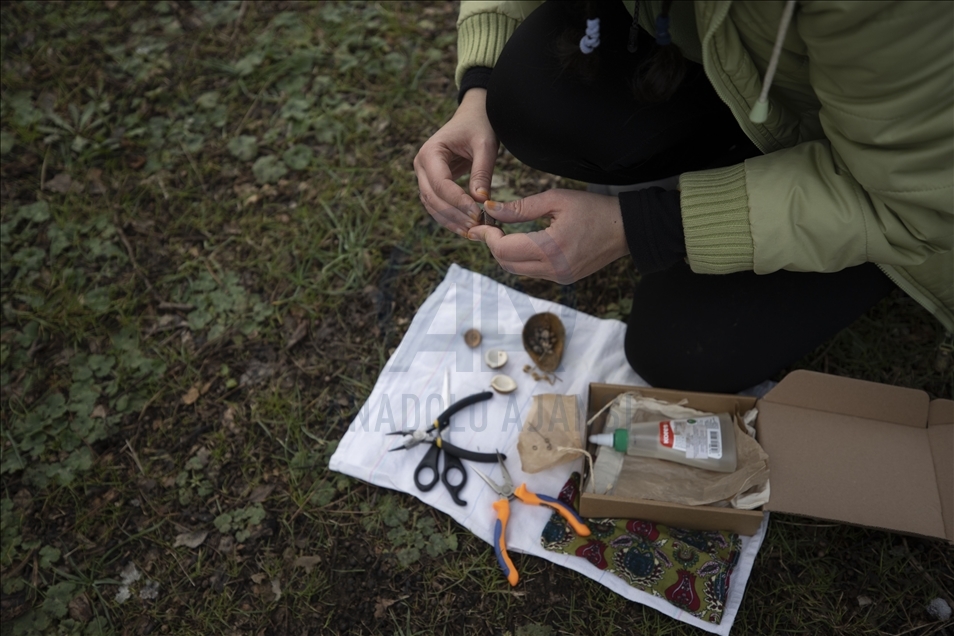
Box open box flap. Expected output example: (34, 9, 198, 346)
(928, 399, 954, 541)
(756, 369, 929, 427)
(757, 371, 951, 542)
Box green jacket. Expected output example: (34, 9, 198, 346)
(456, 1, 954, 332)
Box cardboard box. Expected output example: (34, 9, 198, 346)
(581, 370, 953, 543)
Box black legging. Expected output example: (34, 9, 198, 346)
(483, 0, 896, 393)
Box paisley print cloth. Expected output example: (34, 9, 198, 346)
(540, 473, 741, 625)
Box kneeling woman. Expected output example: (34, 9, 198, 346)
(414, 0, 953, 393)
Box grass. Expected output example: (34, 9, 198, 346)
(1, 1, 952, 635)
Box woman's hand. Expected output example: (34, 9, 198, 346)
(467, 189, 631, 284)
(413, 89, 499, 237)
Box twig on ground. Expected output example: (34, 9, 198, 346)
(124, 439, 146, 475)
(230, 0, 249, 41)
(39, 147, 49, 191)
(167, 548, 196, 587)
(179, 141, 206, 191)
(113, 214, 160, 300)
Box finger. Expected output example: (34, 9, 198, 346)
(466, 224, 504, 243)
(483, 230, 548, 263)
(434, 176, 482, 221)
(414, 162, 477, 237)
(416, 148, 480, 215)
(484, 230, 574, 283)
(417, 180, 473, 237)
(468, 136, 498, 202)
(483, 193, 555, 224)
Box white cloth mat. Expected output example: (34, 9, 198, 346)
(330, 264, 768, 635)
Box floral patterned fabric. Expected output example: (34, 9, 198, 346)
(540, 473, 741, 625)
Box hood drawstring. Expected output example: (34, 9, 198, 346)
(628, 1, 641, 52)
(628, 1, 680, 54)
(579, 17, 601, 54)
(749, 0, 797, 123)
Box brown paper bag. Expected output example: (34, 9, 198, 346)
(518, 394, 584, 473)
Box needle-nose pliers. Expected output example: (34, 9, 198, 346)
(388, 391, 503, 506)
(474, 452, 591, 586)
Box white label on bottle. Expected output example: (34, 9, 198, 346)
(706, 423, 723, 459)
(668, 416, 722, 460)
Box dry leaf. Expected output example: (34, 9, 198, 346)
(173, 530, 209, 549)
(90, 405, 107, 418)
(68, 593, 93, 623)
(181, 386, 200, 405)
(248, 484, 276, 503)
(374, 595, 408, 619)
(45, 172, 75, 194)
(292, 555, 321, 573)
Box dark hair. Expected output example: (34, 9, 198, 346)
(556, 0, 686, 103)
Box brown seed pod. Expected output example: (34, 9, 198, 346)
(522, 312, 565, 372)
(463, 328, 482, 348)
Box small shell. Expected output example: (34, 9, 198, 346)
(484, 349, 508, 369)
(490, 374, 517, 394)
(463, 328, 482, 348)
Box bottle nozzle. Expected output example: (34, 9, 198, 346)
(589, 429, 629, 453)
(588, 433, 615, 447)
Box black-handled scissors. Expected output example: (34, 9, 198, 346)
(388, 391, 504, 506)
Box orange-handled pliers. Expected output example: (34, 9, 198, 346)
(473, 452, 591, 586)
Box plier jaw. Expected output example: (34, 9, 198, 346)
(474, 451, 514, 498)
(386, 424, 438, 451)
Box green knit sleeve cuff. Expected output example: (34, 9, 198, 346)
(455, 12, 520, 87)
(679, 164, 755, 274)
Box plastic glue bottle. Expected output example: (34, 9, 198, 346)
(589, 413, 738, 473)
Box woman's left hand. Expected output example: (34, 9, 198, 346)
(467, 189, 631, 284)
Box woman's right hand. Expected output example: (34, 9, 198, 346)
(413, 88, 499, 237)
